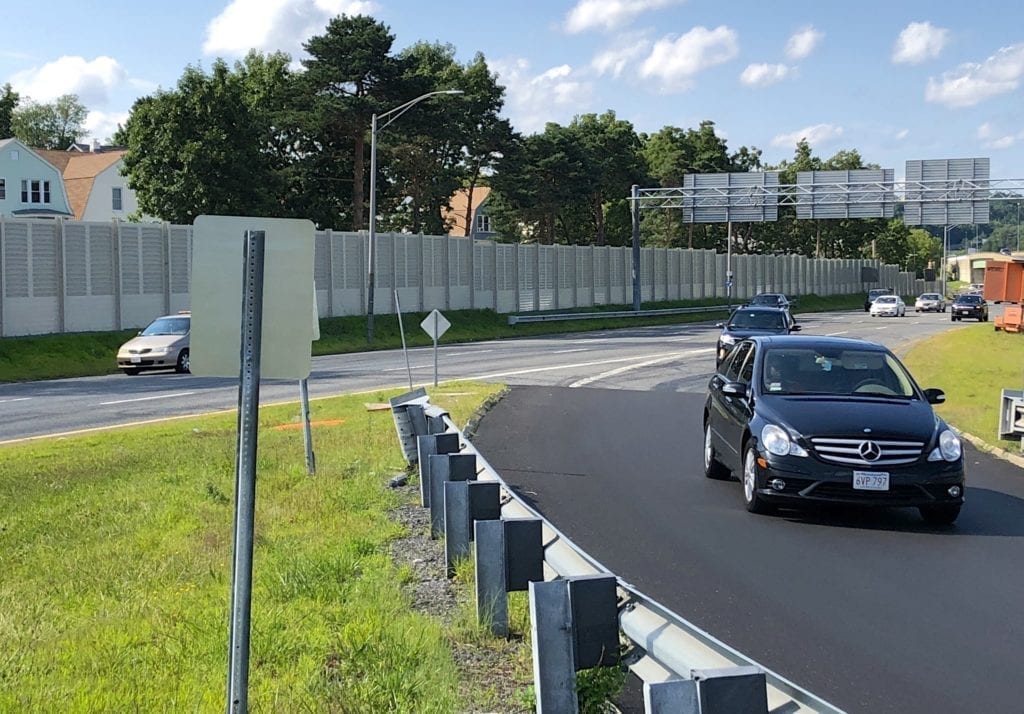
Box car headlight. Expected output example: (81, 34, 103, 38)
(761, 424, 808, 457)
(151, 347, 170, 355)
(720, 334, 736, 346)
(928, 429, 962, 462)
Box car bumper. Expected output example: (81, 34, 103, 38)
(117, 354, 177, 370)
(915, 303, 942, 311)
(954, 309, 983, 318)
(871, 309, 899, 316)
(753, 453, 965, 508)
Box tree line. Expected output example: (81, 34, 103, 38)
(3, 14, 1019, 274)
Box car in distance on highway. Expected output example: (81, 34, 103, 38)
(748, 292, 795, 310)
(914, 292, 946, 313)
(869, 295, 906, 317)
(950, 294, 988, 322)
(116, 312, 191, 375)
(703, 335, 964, 525)
(715, 306, 800, 366)
(863, 287, 895, 311)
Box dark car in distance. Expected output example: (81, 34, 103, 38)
(715, 306, 800, 366)
(950, 294, 988, 322)
(703, 335, 965, 524)
(748, 292, 795, 310)
(864, 287, 895, 312)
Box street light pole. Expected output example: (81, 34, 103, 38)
(366, 89, 463, 343)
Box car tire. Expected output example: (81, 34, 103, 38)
(919, 504, 961, 526)
(122, 368, 140, 376)
(175, 349, 190, 374)
(742, 446, 775, 514)
(704, 423, 730, 480)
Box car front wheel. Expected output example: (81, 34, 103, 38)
(742, 446, 775, 514)
(704, 423, 729, 480)
(175, 349, 190, 374)
(919, 504, 961, 525)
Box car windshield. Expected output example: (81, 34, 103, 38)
(761, 346, 917, 398)
(875, 296, 896, 304)
(750, 294, 782, 305)
(919, 294, 940, 300)
(956, 295, 982, 304)
(728, 310, 786, 330)
(140, 317, 190, 336)
(870, 290, 891, 298)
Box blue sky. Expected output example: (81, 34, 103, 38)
(3, 0, 1022, 179)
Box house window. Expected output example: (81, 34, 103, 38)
(475, 213, 491, 233)
(112, 187, 123, 211)
(9, 149, 18, 160)
(20, 179, 51, 204)
(0, 178, 5, 200)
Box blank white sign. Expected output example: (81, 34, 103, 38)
(191, 215, 316, 379)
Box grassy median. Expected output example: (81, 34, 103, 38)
(903, 324, 1024, 451)
(0, 381, 538, 712)
(0, 295, 863, 383)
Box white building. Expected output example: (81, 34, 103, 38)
(0, 138, 74, 218)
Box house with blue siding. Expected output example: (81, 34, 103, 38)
(0, 138, 73, 218)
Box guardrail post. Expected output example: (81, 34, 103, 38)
(474, 519, 508, 636)
(406, 404, 429, 437)
(427, 413, 447, 434)
(691, 666, 768, 713)
(429, 453, 476, 538)
(567, 575, 619, 669)
(388, 388, 429, 463)
(446, 481, 500, 578)
(643, 680, 699, 713)
(504, 518, 544, 591)
(530, 579, 579, 713)
(417, 433, 460, 508)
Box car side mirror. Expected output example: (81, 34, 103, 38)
(790, 324, 802, 332)
(923, 388, 946, 405)
(722, 381, 748, 398)
(715, 322, 725, 328)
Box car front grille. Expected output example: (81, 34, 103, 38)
(806, 482, 925, 501)
(809, 437, 925, 466)
(128, 348, 152, 354)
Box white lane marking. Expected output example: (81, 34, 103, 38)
(826, 331, 848, 336)
(383, 364, 431, 372)
(875, 326, 889, 330)
(0, 397, 31, 404)
(568, 348, 714, 388)
(446, 349, 494, 356)
(551, 348, 589, 354)
(467, 350, 700, 382)
(99, 391, 196, 406)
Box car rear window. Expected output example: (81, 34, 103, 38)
(728, 311, 785, 329)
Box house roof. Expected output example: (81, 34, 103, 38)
(32, 148, 126, 219)
(443, 186, 491, 236)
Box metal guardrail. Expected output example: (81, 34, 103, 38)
(454, 421, 845, 713)
(507, 304, 735, 325)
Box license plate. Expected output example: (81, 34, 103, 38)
(853, 471, 889, 491)
(130, 355, 141, 364)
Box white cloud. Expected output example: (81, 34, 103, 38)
(771, 123, 844, 148)
(892, 21, 949, 64)
(564, 0, 682, 34)
(739, 63, 790, 87)
(491, 59, 593, 134)
(590, 36, 650, 78)
(925, 44, 1024, 107)
(10, 56, 128, 106)
(894, 128, 910, 140)
(785, 26, 823, 61)
(84, 110, 131, 142)
(203, 0, 376, 57)
(977, 122, 1023, 149)
(639, 25, 739, 91)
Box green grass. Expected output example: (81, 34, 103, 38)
(0, 381, 530, 713)
(0, 294, 863, 383)
(903, 324, 1024, 450)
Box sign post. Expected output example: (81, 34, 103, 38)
(420, 309, 451, 387)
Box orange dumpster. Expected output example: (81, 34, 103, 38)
(1003, 305, 1023, 333)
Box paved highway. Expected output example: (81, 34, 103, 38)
(0, 308, 976, 443)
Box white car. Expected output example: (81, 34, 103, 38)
(914, 293, 946, 313)
(116, 312, 191, 375)
(869, 295, 906, 317)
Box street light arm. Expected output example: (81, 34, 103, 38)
(376, 90, 463, 132)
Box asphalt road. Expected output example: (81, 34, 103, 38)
(471, 382, 1024, 708)
(0, 307, 986, 443)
